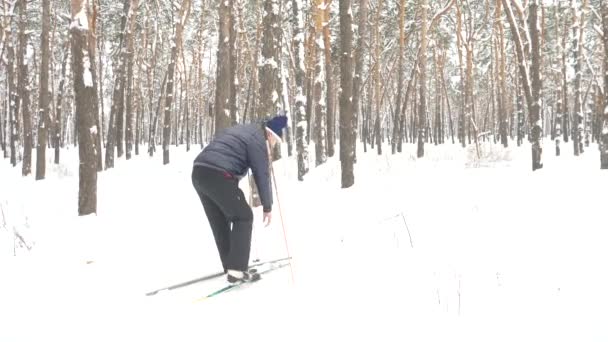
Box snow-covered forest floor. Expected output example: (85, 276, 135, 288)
(1, 140, 607, 342)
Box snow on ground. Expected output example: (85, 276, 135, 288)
(1, 139, 607, 342)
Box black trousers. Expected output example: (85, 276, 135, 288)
(192, 166, 254, 272)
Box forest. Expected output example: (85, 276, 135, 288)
(1, 0, 608, 215)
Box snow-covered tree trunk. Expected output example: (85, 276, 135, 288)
(163, 0, 191, 165)
(516, 77, 525, 146)
(54, 42, 69, 165)
(554, 1, 562, 156)
(98, 17, 105, 150)
(600, 0, 608, 169)
(146, 9, 160, 155)
(496, 0, 509, 147)
(35, 0, 51, 180)
(434, 50, 443, 145)
(561, 3, 570, 144)
(572, 0, 587, 156)
(528, 0, 543, 170)
(257, 0, 282, 129)
(352, 0, 368, 158)
(313, 0, 327, 166)
(7, 26, 17, 167)
(105, 0, 130, 169)
(88, 1, 103, 172)
(339, 0, 354, 188)
(392, 0, 406, 154)
(215, 0, 233, 133)
(70, 0, 98, 215)
(416, 0, 427, 158)
(502, 0, 543, 170)
(0, 93, 5, 157)
(292, 0, 309, 181)
(125, 0, 139, 160)
(372, 0, 383, 155)
(455, 4, 466, 147)
(322, 0, 335, 158)
(18, 0, 31, 176)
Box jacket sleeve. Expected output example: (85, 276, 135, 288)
(247, 134, 273, 212)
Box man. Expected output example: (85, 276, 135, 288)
(192, 115, 288, 283)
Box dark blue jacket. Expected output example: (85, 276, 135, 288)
(193, 123, 272, 212)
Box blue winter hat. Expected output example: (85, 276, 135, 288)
(265, 115, 288, 143)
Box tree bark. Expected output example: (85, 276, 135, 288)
(313, 0, 327, 165)
(600, 0, 608, 168)
(125, 0, 139, 160)
(36, 0, 52, 180)
(501, 0, 543, 170)
(18, 0, 32, 176)
(352, 0, 368, 160)
(163, 0, 191, 165)
(572, 0, 588, 156)
(392, 0, 406, 154)
(215, 0, 233, 134)
(71, 0, 98, 215)
(7, 28, 17, 167)
(339, 0, 354, 188)
(417, 0, 427, 158)
(292, 0, 309, 181)
(105, 0, 130, 169)
(323, 0, 335, 158)
(54, 42, 69, 164)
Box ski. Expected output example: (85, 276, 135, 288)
(145, 256, 291, 296)
(194, 261, 290, 303)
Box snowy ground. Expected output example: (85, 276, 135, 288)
(1, 139, 607, 342)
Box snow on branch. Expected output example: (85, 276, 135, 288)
(429, 0, 456, 33)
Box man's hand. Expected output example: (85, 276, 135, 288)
(263, 211, 272, 227)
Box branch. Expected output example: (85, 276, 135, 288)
(584, 52, 603, 96)
(512, 0, 525, 17)
(429, 0, 456, 32)
(501, 0, 532, 108)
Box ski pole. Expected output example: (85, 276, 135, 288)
(271, 165, 295, 284)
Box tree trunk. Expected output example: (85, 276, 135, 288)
(54, 42, 69, 164)
(105, 0, 130, 169)
(36, 0, 51, 180)
(71, 0, 98, 215)
(313, 0, 327, 166)
(339, 0, 354, 188)
(352, 0, 368, 160)
(600, 0, 608, 169)
(323, 1, 335, 158)
(562, 3, 570, 144)
(417, 0, 427, 158)
(392, 0, 406, 154)
(215, 0, 233, 134)
(572, 0, 588, 156)
(502, 0, 543, 170)
(125, 0, 139, 160)
(117, 0, 131, 159)
(0, 93, 5, 158)
(163, 0, 191, 165)
(292, 0, 309, 181)
(18, 0, 32, 176)
(7, 28, 17, 167)
(373, 0, 383, 155)
(496, 0, 509, 147)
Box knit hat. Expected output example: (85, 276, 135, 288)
(265, 115, 288, 143)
